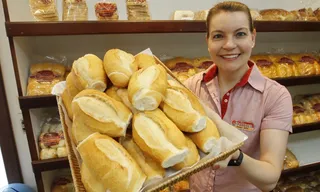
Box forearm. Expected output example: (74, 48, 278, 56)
(235, 151, 281, 192)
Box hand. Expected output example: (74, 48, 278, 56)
(212, 150, 241, 170)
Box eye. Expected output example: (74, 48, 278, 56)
(236, 32, 247, 37)
(212, 34, 223, 39)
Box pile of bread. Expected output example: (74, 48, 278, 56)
(60, 49, 221, 192)
(292, 94, 320, 126)
(283, 148, 299, 170)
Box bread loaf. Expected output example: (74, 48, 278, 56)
(134, 53, 157, 69)
(72, 89, 132, 137)
(103, 49, 138, 87)
(128, 65, 168, 111)
(120, 136, 165, 182)
(160, 81, 206, 132)
(81, 163, 104, 192)
(187, 117, 220, 153)
(132, 109, 189, 168)
(77, 132, 146, 192)
(106, 86, 137, 113)
(71, 54, 107, 91)
(71, 116, 95, 145)
(173, 137, 200, 170)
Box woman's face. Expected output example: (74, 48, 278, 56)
(206, 11, 256, 73)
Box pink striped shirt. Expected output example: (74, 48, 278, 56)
(184, 61, 293, 192)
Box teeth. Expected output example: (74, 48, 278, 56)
(222, 55, 239, 59)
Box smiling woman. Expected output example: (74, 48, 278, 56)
(184, 1, 293, 192)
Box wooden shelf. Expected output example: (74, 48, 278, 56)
(5, 21, 320, 37)
(292, 122, 320, 134)
(32, 157, 69, 172)
(19, 95, 57, 109)
(274, 75, 320, 87)
(281, 161, 320, 177)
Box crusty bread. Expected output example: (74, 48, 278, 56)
(77, 132, 146, 192)
(103, 49, 138, 87)
(72, 89, 132, 137)
(72, 54, 107, 91)
(120, 136, 166, 182)
(105, 86, 122, 102)
(173, 137, 200, 170)
(132, 109, 189, 168)
(71, 116, 95, 145)
(128, 65, 168, 111)
(80, 163, 105, 192)
(134, 53, 157, 69)
(259, 9, 297, 21)
(187, 117, 220, 153)
(160, 81, 206, 132)
(106, 86, 137, 113)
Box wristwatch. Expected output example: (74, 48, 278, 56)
(228, 149, 243, 166)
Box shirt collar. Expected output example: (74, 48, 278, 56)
(202, 60, 265, 92)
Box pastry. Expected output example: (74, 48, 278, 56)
(160, 80, 207, 132)
(51, 176, 74, 192)
(194, 10, 209, 20)
(63, 0, 88, 21)
(77, 132, 146, 192)
(40, 148, 57, 160)
(103, 49, 138, 88)
(250, 9, 262, 20)
(283, 148, 299, 170)
(251, 55, 278, 78)
(193, 57, 214, 72)
(95, 2, 119, 20)
(314, 8, 320, 21)
(72, 89, 132, 137)
(290, 54, 318, 76)
(128, 65, 168, 111)
(132, 109, 189, 168)
(269, 55, 297, 77)
(259, 9, 297, 21)
(291, 8, 318, 21)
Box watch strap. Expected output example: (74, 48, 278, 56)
(228, 149, 243, 166)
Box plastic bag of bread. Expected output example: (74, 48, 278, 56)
(283, 148, 299, 170)
(171, 10, 194, 20)
(95, 1, 119, 21)
(250, 9, 262, 20)
(292, 103, 318, 125)
(290, 53, 319, 76)
(126, 0, 151, 21)
(165, 57, 197, 82)
(259, 9, 297, 21)
(291, 8, 318, 21)
(27, 56, 67, 96)
(29, 0, 58, 21)
(315, 8, 320, 20)
(63, 0, 88, 21)
(194, 10, 209, 20)
(193, 57, 214, 72)
(269, 54, 297, 78)
(251, 55, 278, 78)
(51, 176, 74, 192)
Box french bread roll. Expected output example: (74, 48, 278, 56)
(120, 136, 165, 182)
(77, 132, 146, 192)
(106, 86, 137, 113)
(71, 116, 95, 145)
(134, 53, 157, 69)
(80, 163, 104, 192)
(160, 81, 206, 132)
(105, 86, 122, 102)
(132, 109, 189, 168)
(72, 89, 132, 137)
(187, 117, 220, 153)
(128, 65, 168, 111)
(103, 49, 138, 87)
(173, 137, 200, 170)
(71, 54, 107, 91)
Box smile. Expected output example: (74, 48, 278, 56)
(220, 54, 241, 60)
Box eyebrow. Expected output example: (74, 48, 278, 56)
(210, 27, 248, 34)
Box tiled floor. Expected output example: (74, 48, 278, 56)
(0, 147, 8, 189)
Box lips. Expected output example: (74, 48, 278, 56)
(220, 54, 241, 60)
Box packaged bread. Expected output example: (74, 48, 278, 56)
(194, 10, 209, 20)
(51, 176, 74, 192)
(29, 0, 59, 21)
(63, 0, 88, 21)
(40, 148, 58, 160)
(292, 104, 318, 125)
(269, 55, 297, 77)
(251, 55, 278, 78)
(283, 148, 299, 170)
(105, 86, 136, 113)
(259, 9, 297, 21)
(193, 57, 214, 72)
(71, 54, 107, 91)
(77, 132, 146, 192)
(290, 54, 319, 76)
(165, 57, 197, 82)
(103, 49, 138, 88)
(27, 63, 66, 96)
(132, 109, 189, 168)
(134, 53, 157, 69)
(126, 0, 151, 21)
(72, 89, 132, 138)
(120, 135, 166, 182)
(160, 80, 207, 133)
(95, 2, 119, 20)
(291, 8, 318, 21)
(187, 117, 220, 153)
(173, 137, 200, 170)
(314, 8, 320, 21)
(171, 10, 194, 20)
(128, 65, 168, 111)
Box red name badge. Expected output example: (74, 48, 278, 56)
(232, 120, 254, 131)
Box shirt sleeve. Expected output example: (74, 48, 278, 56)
(261, 86, 293, 133)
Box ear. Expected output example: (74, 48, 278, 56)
(251, 29, 257, 48)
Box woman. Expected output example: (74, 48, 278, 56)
(184, 1, 293, 192)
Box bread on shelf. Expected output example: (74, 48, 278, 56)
(283, 148, 299, 170)
(269, 55, 297, 78)
(126, 0, 151, 21)
(251, 55, 278, 78)
(259, 9, 297, 21)
(290, 54, 318, 76)
(171, 10, 194, 20)
(95, 2, 119, 21)
(63, 0, 88, 21)
(29, 0, 59, 21)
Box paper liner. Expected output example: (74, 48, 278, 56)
(52, 48, 247, 192)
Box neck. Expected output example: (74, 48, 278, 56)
(217, 64, 249, 95)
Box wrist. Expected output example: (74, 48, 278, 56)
(228, 149, 243, 167)
(232, 150, 241, 160)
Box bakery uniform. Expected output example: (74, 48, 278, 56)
(184, 60, 293, 192)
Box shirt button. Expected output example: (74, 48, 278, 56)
(226, 92, 230, 96)
(224, 99, 228, 103)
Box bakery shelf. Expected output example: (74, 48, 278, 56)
(5, 21, 320, 37)
(274, 75, 320, 86)
(32, 157, 69, 172)
(292, 122, 320, 134)
(19, 95, 57, 109)
(281, 161, 320, 177)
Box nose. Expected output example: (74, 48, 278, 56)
(222, 36, 236, 50)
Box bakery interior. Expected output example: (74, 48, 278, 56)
(0, 0, 320, 191)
